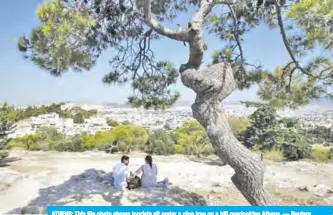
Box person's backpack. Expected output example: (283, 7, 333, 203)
(126, 176, 141, 190)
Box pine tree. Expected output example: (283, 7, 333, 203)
(0, 103, 16, 162)
(17, 0, 333, 205)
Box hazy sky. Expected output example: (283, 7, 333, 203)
(0, 0, 292, 106)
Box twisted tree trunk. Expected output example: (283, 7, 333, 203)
(177, 0, 277, 204)
(140, 0, 277, 205)
(181, 63, 276, 205)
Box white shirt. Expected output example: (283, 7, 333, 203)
(140, 164, 157, 188)
(113, 162, 130, 190)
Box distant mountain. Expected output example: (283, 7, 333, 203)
(12, 97, 332, 109)
(310, 98, 333, 106)
(104, 102, 132, 107)
(174, 101, 192, 107)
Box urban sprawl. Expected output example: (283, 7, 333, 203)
(8, 102, 333, 139)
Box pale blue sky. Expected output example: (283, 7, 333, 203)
(0, 0, 291, 106)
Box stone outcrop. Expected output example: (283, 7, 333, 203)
(298, 184, 333, 197)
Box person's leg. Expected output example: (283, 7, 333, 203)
(155, 177, 169, 188)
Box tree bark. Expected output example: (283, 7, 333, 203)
(181, 63, 277, 206)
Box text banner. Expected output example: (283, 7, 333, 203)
(48, 206, 333, 215)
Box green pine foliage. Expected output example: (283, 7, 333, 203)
(0, 103, 17, 161)
(241, 105, 322, 161)
(14, 0, 333, 166)
(18, 0, 333, 110)
(144, 129, 175, 155)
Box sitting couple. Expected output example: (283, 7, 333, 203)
(113, 155, 167, 190)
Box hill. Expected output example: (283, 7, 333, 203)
(0, 150, 333, 214)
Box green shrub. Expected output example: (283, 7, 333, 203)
(282, 142, 311, 161)
(122, 120, 131, 125)
(37, 127, 64, 141)
(174, 144, 185, 154)
(173, 120, 212, 157)
(52, 135, 84, 152)
(106, 119, 119, 127)
(6, 140, 23, 149)
(263, 150, 284, 162)
(227, 116, 251, 137)
(251, 145, 261, 152)
(47, 140, 58, 151)
(323, 142, 332, 147)
(18, 134, 42, 151)
(328, 147, 333, 160)
(86, 125, 149, 153)
(200, 144, 215, 157)
(113, 140, 137, 153)
(0, 103, 16, 161)
(109, 125, 149, 153)
(52, 140, 71, 152)
(178, 143, 215, 157)
(144, 129, 175, 155)
(98, 142, 116, 153)
(93, 131, 114, 148)
(310, 145, 330, 162)
(242, 106, 279, 149)
(81, 133, 97, 150)
(29, 142, 42, 151)
(0, 150, 9, 160)
(73, 113, 85, 124)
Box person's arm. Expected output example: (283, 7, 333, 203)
(135, 165, 143, 175)
(112, 164, 117, 173)
(125, 167, 131, 178)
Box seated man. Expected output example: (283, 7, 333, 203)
(112, 155, 130, 190)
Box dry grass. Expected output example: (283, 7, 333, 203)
(263, 151, 284, 162)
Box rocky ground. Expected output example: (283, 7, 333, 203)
(0, 150, 333, 214)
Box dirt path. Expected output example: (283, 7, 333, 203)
(0, 150, 332, 214)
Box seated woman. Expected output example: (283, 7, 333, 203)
(135, 155, 157, 188)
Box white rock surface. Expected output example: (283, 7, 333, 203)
(0, 150, 333, 214)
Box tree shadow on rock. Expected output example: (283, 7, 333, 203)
(126, 186, 208, 205)
(5, 168, 208, 214)
(188, 156, 226, 167)
(0, 157, 22, 167)
(5, 169, 117, 214)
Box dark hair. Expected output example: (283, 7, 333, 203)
(121, 155, 130, 163)
(145, 155, 153, 168)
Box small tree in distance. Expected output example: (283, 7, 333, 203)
(73, 113, 85, 124)
(0, 103, 16, 161)
(106, 118, 119, 127)
(18, 0, 333, 205)
(145, 129, 175, 155)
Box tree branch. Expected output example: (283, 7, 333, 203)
(141, 15, 191, 41)
(132, 0, 190, 41)
(137, 0, 236, 43)
(191, 0, 235, 30)
(213, 0, 236, 5)
(228, 4, 244, 63)
(142, 0, 151, 19)
(274, 0, 312, 77)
